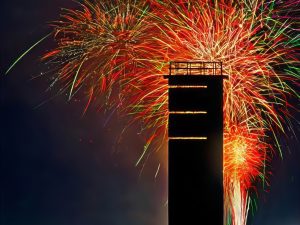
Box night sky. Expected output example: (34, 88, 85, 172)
(1, 1, 299, 225)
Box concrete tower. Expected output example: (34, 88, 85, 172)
(165, 61, 225, 224)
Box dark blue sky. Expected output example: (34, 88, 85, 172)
(1, 1, 167, 225)
(0, 1, 299, 225)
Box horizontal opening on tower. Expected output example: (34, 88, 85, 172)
(168, 137, 207, 140)
(169, 111, 207, 114)
(169, 85, 208, 88)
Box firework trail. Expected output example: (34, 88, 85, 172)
(7, 0, 299, 224)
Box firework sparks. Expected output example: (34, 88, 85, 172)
(126, 1, 299, 224)
(42, 0, 161, 111)
(7, 0, 299, 224)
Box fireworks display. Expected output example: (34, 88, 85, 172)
(8, 0, 299, 224)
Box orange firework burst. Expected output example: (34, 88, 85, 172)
(224, 123, 269, 224)
(42, 0, 160, 112)
(122, 1, 299, 223)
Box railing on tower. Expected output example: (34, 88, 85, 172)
(169, 61, 223, 76)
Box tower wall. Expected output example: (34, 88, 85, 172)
(165, 62, 224, 225)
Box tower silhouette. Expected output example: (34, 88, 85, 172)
(165, 61, 225, 224)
